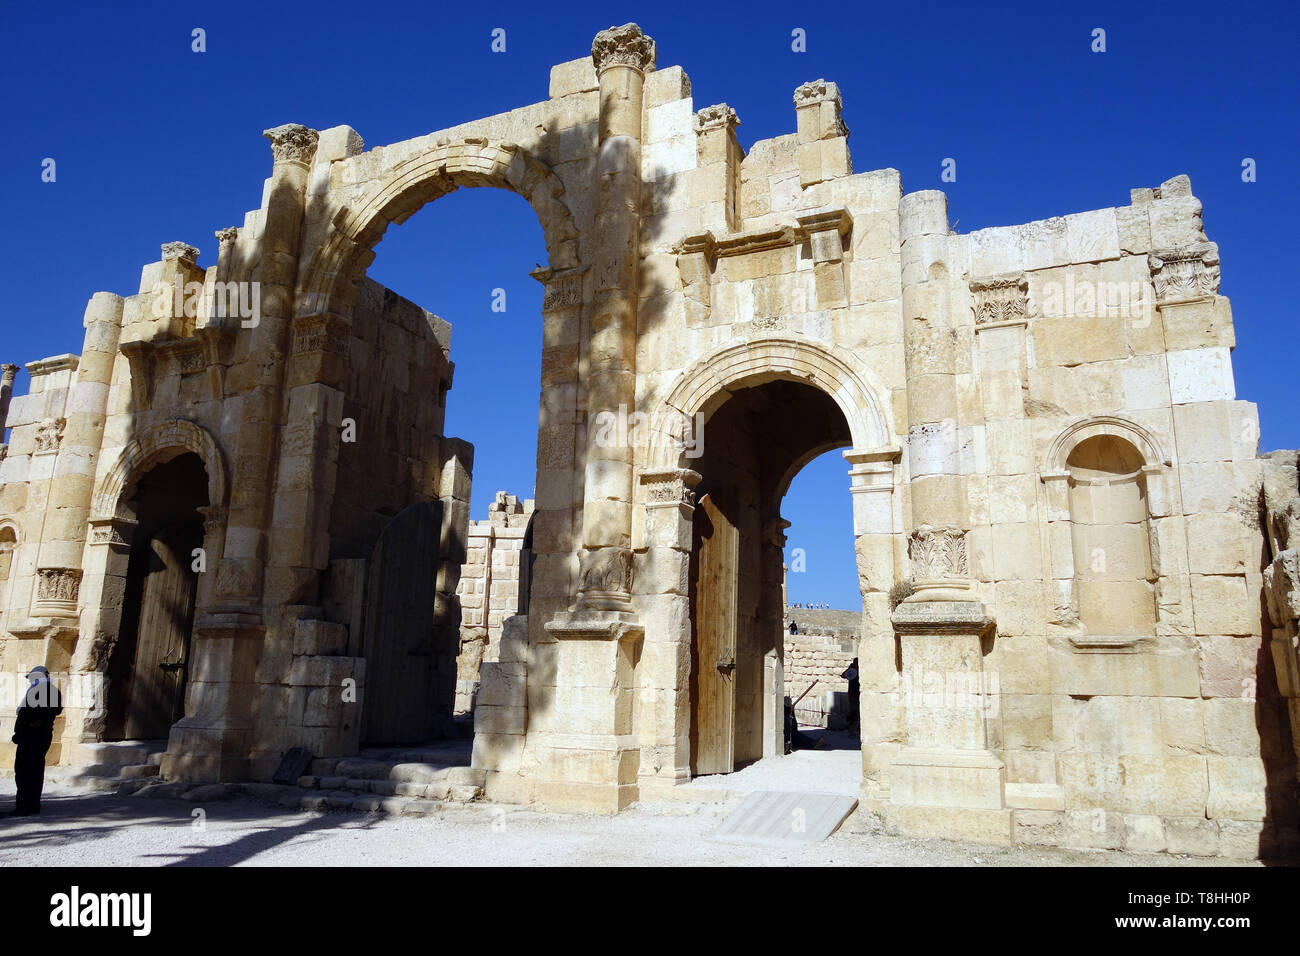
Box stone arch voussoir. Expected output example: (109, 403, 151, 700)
(90, 419, 227, 522)
(298, 138, 579, 320)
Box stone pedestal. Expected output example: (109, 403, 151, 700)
(539, 609, 643, 812)
(885, 597, 1012, 845)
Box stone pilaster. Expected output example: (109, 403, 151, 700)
(538, 26, 656, 813)
(574, 23, 655, 614)
(213, 123, 317, 617)
(887, 189, 1010, 845)
(0, 363, 17, 437)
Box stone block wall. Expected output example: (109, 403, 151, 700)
(782, 607, 860, 727)
(454, 491, 534, 713)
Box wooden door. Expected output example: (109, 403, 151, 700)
(361, 500, 443, 744)
(690, 489, 739, 775)
(124, 523, 200, 740)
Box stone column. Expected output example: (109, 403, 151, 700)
(212, 123, 317, 618)
(0, 363, 17, 438)
(539, 25, 655, 813)
(574, 22, 655, 613)
(887, 189, 1010, 845)
(32, 295, 121, 623)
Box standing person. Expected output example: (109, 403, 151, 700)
(841, 657, 860, 734)
(9, 666, 63, 816)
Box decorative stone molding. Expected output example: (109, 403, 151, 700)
(33, 417, 65, 454)
(25, 354, 79, 378)
(531, 266, 586, 312)
(91, 418, 228, 521)
(88, 516, 137, 548)
(161, 241, 200, 263)
(591, 23, 656, 75)
(263, 124, 319, 167)
(1149, 244, 1220, 302)
(640, 467, 701, 508)
(1043, 414, 1169, 473)
(291, 313, 350, 357)
(793, 79, 849, 139)
(970, 273, 1029, 326)
(908, 525, 969, 580)
(796, 207, 854, 264)
(156, 339, 206, 376)
(214, 227, 239, 245)
(793, 79, 842, 110)
(696, 104, 739, 134)
(34, 567, 82, 612)
(579, 547, 632, 594)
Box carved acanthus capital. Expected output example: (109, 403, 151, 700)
(161, 241, 200, 263)
(591, 23, 656, 75)
(33, 417, 65, 454)
(696, 104, 739, 134)
(908, 525, 969, 580)
(1, 363, 19, 381)
(263, 124, 320, 167)
(970, 272, 1029, 326)
(35, 567, 82, 611)
(1149, 244, 1220, 302)
(214, 226, 239, 245)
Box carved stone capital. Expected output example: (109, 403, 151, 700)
(793, 79, 842, 109)
(263, 124, 319, 167)
(1149, 243, 1220, 302)
(696, 104, 739, 134)
(908, 525, 969, 580)
(640, 467, 701, 508)
(577, 546, 633, 611)
(970, 272, 1029, 326)
(33, 417, 65, 454)
(214, 226, 239, 245)
(591, 23, 656, 75)
(161, 241, 200, 263)
(530, 266, 586, 312)
(34, 567, 82, 615)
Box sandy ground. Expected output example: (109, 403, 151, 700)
(0, 778, 1264, 867)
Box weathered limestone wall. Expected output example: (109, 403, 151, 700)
(0, 24, 1293, 858)
(454, 491, 534, 713)
(782, 608, 859, 727)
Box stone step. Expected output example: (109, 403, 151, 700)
(295, 765, 485, 807)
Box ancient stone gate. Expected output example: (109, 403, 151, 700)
(0, 24, 1296, 857)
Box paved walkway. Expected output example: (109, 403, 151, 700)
(0, 779, 1260, 867)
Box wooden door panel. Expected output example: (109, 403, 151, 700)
(691, 489, 738, 775)
(124, 524, 199, 740)
(361, 500, 443, 744)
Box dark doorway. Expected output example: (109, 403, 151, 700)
(106, 453, 208, 741)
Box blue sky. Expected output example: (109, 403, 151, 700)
(2, 1, 1296, 610)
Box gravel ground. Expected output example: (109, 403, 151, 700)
(0, 778, 1263, 867)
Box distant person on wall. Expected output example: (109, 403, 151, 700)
(8, 666, 63, 817)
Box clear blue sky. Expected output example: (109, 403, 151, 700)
(2, 1, 1296, 611)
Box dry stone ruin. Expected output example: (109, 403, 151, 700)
(0, 24, 1297, 857)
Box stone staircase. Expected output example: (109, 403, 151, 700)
(293, 740, 485, 813)
(46, 740, 169, 791)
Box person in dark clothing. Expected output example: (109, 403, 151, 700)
(841, 657, 860, 733)
(10, 666, 63, 816)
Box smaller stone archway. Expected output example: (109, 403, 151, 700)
(643, 336, 901, 786)
(660, 336, 895, 466)
(90, 419, 228, 523)
(78, 420, 228, 743)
